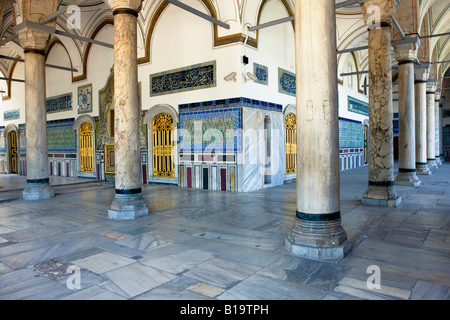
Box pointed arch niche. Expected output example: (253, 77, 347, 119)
(74, 115, 97, 178)
(144, 105, 179, 185)
(283, 104, 297, 181)
(4, 124, 20, 175)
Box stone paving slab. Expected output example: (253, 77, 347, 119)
(0, 163, 449, 300)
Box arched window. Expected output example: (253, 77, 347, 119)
(153, 113, 175, 178)
(79, 122, 94, 173)
(285, 113, 297, 174)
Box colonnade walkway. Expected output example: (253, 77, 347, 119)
(0, 163, 449, 300)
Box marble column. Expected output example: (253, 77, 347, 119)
(414, 68, 431, 175)
(435, 93, 442, 165)
(426, 84, 438, 171)
(285, 0, 350, 260)
(17, 29, 54, 200)
(439, 104, 444, 162)
(394, 41, 420, 186)
(106, 0, 148, 219)
(360, 0, 401, 207)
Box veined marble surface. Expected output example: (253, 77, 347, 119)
(242, 108, 285, 192)
(0, 164, 449, 300)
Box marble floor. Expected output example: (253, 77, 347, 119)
(0, 163, 449, 301)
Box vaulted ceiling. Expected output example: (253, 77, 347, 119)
(0, 0, 449, 87)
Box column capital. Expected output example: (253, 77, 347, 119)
(414, 68, 430, 83)
(12, 0, 59, 52)
(360, 0, 399, 29)
(104, 0, 143, 14)
(394, 36, 419, 63)
(435, 92, 441, 101)
(16, 28, 51, 52)
(426, 82, 437, 93)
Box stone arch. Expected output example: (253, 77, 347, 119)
(45, 38, 74, 72)
(283, 104, 296, 118)
(140, 0, 227, 64)
(256, 0, 294, 38)
(74, 19, 114, 82)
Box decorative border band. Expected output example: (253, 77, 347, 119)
(296, 211, 341, 222)
(369, 181, 394, 187)
(116, 188, 142, 195)
(27, 178, 50, 184)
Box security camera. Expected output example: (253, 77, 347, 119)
(224, 72, 237, 82)
(246, 72, 258, 81)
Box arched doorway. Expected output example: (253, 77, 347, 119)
(285, 113, 297, 174)
(8, 131, 18, 174)
(152, 113, 175, 178)
(79, 122, 94, 173)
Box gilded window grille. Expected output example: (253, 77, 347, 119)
(152, 113, 175, 178)
(9, 131, 18, 174)
(285, 113, 297, 174)
(80, 122, 94, 173)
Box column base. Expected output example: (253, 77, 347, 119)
(395, 171, 421, 187)
(428, 159, 438, 171)
(286, 215, 351, 260)
(23, 181, 54, 201)
(108, 193, 149, 220)
(435, 157, 442, 166)
(362, 184, 401, 207)
(416, 163, 432, 175)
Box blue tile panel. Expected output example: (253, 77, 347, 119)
(444, 125, 450, 147)
(179, 108, 242, 153)
(4, 109, 20, 121)
(348, 96, 369, 116)
(253, 63, 268, 85)
(179, 97, 282, 114)
(178, 97, 283, 153)
(47, 118, 76, 152)
(150, 61, 216, 97)
(78, 84, 92, 114)
(19, 124, 25, 152)
(339, 117, 364, 148)
(46, 93, 73, 114)
(278, 68, 296, 96)
(393, 113, 399, 135)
